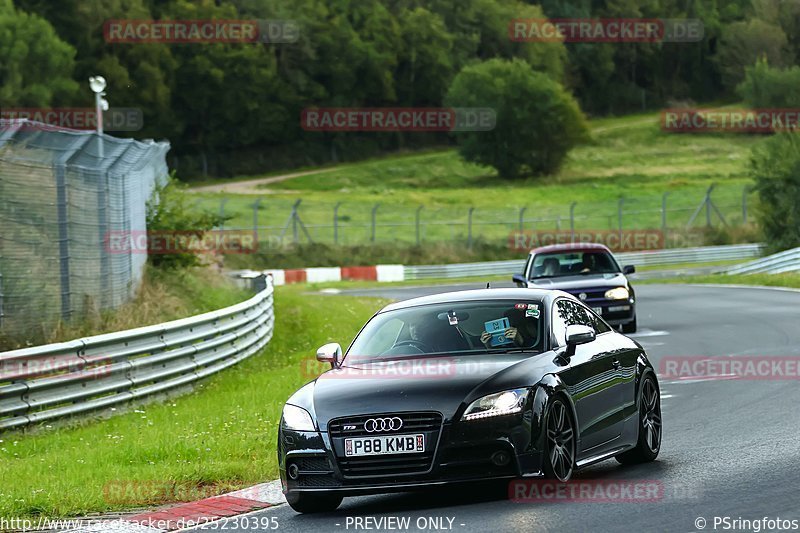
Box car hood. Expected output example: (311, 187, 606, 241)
(527, 272, 627, 291)
(301, 353, 554, 427)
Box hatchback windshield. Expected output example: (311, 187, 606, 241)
(347, 301, 546, 361)
(530, 251, 621, 279)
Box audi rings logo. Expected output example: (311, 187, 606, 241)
(364, 417, 403, 433)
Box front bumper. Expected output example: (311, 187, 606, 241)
(279, 415, 544, 495)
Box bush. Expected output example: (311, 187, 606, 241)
(444, 58, 589, 179)
(750, 132, 800, 253)
(146, 176, 226, 269)
(737, 58, 800, 109)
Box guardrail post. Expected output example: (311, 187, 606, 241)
(569, 202, 577, 242)
(416, 205, 424, 245)
(371, 203, 380, 243)
(617, 197, 624, 245)
(334, 202, 342, 244)
(467, 207, 475, 249)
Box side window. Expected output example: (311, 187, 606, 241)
(553, 299, 598, 345)
(587, 308, 612, 334)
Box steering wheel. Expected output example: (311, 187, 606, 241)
(391, 339, 431, 353)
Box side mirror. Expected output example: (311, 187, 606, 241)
(316, 342, 342, 368)
(512, 274, 527, 286)
(622, 265, 636, 275)
(564, 325, 596, 357)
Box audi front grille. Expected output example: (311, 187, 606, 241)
(328, 412, 443, 479)
(328, 412, 443, 438)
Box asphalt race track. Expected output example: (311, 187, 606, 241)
(186, 283, 800, 533)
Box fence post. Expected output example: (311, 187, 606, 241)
(518, 207, 527, 232)
(617, 197, 624, 245)
(334, 202, 342, 244)
(742, 187, 749, 224)
(55, 163, 72, 321)
(291, 199, 301, 243)
(467, 207, 475, 249)
(661, 192, 669, 234)
(219, 198, 228, 230)
(0, 269, 4, 329)
(569, 202, 577, 242)
(416, 205, 424, 245)
(371, 203, 380, 243)
(252, 198, 263, 247)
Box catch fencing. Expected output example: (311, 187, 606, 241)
(195, 183, 755, 249)
(0, 276, 274, 431)
(0, 120, 169, 341)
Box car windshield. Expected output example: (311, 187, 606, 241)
(530, 251, 621, 279)
(346, 301, 545, 361)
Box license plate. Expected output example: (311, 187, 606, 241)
(344, 434, 425, 457)
(592, 307, 603, 315)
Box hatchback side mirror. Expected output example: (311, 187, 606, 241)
(565, 325, 596, 357)
(622, 265, 636, 275)
(512, 274, 527, 286)
(316, 342, 342, 368)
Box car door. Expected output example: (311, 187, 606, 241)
(551, 298, 624, 455)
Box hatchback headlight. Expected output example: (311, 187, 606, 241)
(282, 404, 315, 431)
(462, 388, 528, 421)
(605, 287, 630, 300)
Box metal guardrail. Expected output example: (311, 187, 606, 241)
(0, 277, 274, 431)
(404, 244, 764, 280)
(725, 247, 800, 275)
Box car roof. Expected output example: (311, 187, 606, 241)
(379, 288, 571, 313)
(529, 242, 613, 255)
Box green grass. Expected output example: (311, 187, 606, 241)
(0, 285, 388, 519)
(0, 267, 252, 351)
(637, 272, 800, 288)
(188, 111, 764, 251)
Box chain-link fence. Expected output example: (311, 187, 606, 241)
(0, 120, 169, 340)
(192, 182, 755, 250)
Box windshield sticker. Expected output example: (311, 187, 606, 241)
(527, 303, 539, 310)
(526, 308, 540, 318)
(447, 310, 459, 326)
(514, 303, 526, 309)
(485, 317, 513, 347)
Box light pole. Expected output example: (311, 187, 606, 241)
(89, 76, 108, 157)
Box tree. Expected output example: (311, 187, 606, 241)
(0, 0, 78, 107)
(750, 132, 800, 253)
(737, 58, 800, 109)
(715, 18, 793, 91)
(444, 58, 588, 179)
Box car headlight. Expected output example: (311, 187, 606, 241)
(282, 404, 315, 431)
(605, 287, 630, 300)
(462, 388, 528, 421)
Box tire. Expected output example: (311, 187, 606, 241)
(621, 316, 637, 334)
(543, 397, 576, 481)
(616, 374, 661, 465)
(286, 491, 343, 513)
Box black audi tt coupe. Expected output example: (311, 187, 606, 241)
(278, 288, 662, 513)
